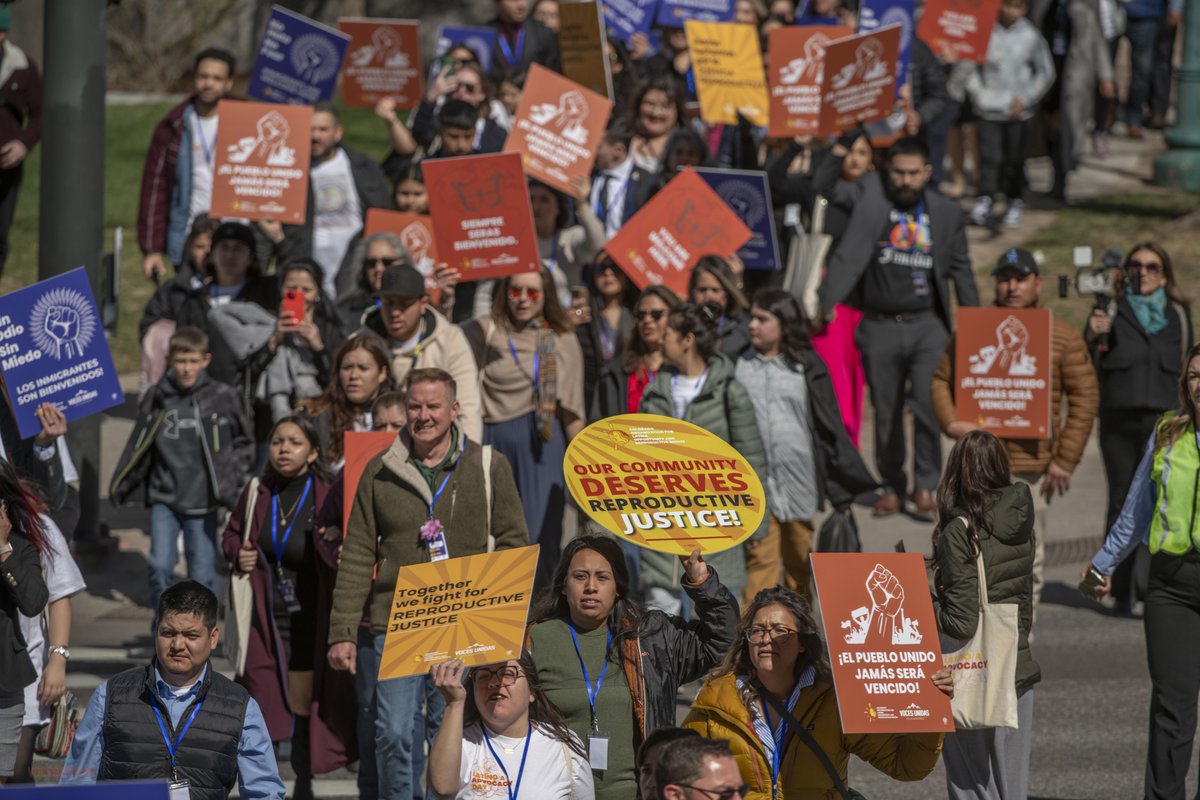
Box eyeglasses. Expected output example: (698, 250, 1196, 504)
(635, 309, 667, 322)
(363, 257, 397, 269)
(672, 783, 749, 800)
(470, 666, 523, 686)
(1129, 259, 1163, 273)
(508, 286, 542, 301)
(744, 625, 799, 643)
(457, 82, 482, 93)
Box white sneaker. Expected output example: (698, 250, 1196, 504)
(969, 196, 993, 226)
(1003, 200, 1024, 228)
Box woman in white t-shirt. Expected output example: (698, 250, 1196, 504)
(429, 653, 593, 800)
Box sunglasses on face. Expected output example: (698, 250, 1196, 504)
(363, 257, 396, 269)
(1129, 259, 1163, 273)
(509, 286, 542, 301)
(635, 309, 666, 322)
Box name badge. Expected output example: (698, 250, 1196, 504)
(168, 780, 191, 800)
(427, 528, 450, 562)
(588, 731, 609, 771)
(275, 570, 302, 614)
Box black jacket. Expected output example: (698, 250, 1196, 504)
(0, 536, 47, 695)
(590, 360, 635, 421)
(0, 397, 66, 513)
(801, 350, 880, 509)
(99, 663, 249, 800)
(1088, 297, 1193, 413)
(407, 101, 509, 155)
(110, 373, 253, 513)
(818, 173, 979, 329)
(909, 38, 951, 134)
(486, 18, 561, 82)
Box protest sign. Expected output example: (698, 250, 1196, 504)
(685, 21, 770, 126)
(0, 268, 123, 439)
(917, 0, 1002, 63)
(342, 431, 397, 532)
(423, 152, 541, 281)
(811, 552, 955, 734)
(767, 25, 851, 137)
(818, 26, 901, 135)
(363, 209, 443, 302)
(695, 168, 781, 270)
(504, 65, 612, 195)
(859, 0, 915, 95)
(433, 25, 496, 75)
(338, 18, 423, 109)
(953, 307, 1052, 440)
(248, 5, 351, 105)
(210, 100, 312, 223)
(603, 0, 661, 51)
(565, 414, 766, 555)
(606, 169, 751, 297)
(11, 784, 171, 800)
(560, 1, 615, 99)
(378, 546, 539, 680)
(657, 0, 735, 26)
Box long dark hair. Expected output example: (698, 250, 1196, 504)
(932, 430, 1013, 556)
(1116, 241, 1189, 306)
(301, 333, 393, 461)
(667, 301, 723, 363)
(279, 258, 344, 331)
(0, 459, 49, 556)
(464, 650, 586, 757)
(708, 587, 831, 708)
(265, 415, 333, 484)
(688, 256, 748, 316)
(491, 268, 574, 334)
(622, 285, 681, 373)
(751, 288, 812, 368)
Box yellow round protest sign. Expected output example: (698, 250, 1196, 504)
(564, 414, 766, 555)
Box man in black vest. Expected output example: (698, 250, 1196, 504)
(60, 581, 285, 799)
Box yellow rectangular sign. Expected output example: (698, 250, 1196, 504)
(685, 20, 769, 127)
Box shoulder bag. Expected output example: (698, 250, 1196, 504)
(225, 476, 260, 677)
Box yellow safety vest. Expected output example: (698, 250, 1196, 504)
(1150, 417, 1200, 555)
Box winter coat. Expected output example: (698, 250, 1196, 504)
(137, 96, 193, 263)
(1087, 296, 1192, 412)
(685, 674, 944, 800)
(637, 353, 768, 592)
(934, 482, 1041, 689)
(932, 308, 1098, 476)
(960, 17, 1056, 122)
(577, 308, 635, 412)
(485, 17, 562, 82)
(718, 312, 752, 360)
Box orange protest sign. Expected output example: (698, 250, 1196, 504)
(564, 414, 767, 555)
(954, 307, 1052, 440)
(767, 25, 852, 138)
(211, 100, 313, 223)
(338, 18, 423, 109)
(378, 546, 540, 680)
(917, 0, 1003, 63)
(811, 552, 954, 734)
(363, 208, 443, 303)
(342, 431, 397, 532)
(817, 26, 901, 136)
(423, 152, 541, 281)
(685, 21, 770, 127)
(605, 169, 752, 297)
(504, 64, 613, 196)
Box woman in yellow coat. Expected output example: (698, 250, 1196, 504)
(683, 587, 953, 800)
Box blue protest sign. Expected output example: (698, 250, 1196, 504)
(656, 0, 735, 27)
(858, 0, 915, 95)
(248, 5, 351, 105)
(2, 783, 170, 799)
(434, 25, 496, 76)
(603, 0, 662, 51)
(696, 168, 782, 270)
(0, 268, 124, 439)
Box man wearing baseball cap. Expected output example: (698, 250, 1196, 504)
(931, 247, 1098, 611)
(361, 260, 482, 439)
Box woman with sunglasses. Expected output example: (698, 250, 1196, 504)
(463, 269, 585, 587)
(590, 285, 681, 421)
(1085, 242, 1193, 614)
(337, 233, 404, 329)
(576, 257, 640, 407)
(685, 587, 951, 800)
(428, 653, 593, 799)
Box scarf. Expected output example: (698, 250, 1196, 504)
(537, 328, 558, 441)
(1128, 287, 1168, 335)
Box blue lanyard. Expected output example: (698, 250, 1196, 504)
(481, 719, 532, 800)
(152, 697, 204, 779)
(508, 334, 539, 389)
(568, 620, 611, 728)
(270, 476, 313, 564)
(594, 173, 631, 221)
(427, 436, 469, 519)
(497, 27, 525, 66)
(761, 698, 786, 797)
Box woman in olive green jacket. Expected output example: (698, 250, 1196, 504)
(637, 301, 768, 609)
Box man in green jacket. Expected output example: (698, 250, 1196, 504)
(326, 367, 529, 800)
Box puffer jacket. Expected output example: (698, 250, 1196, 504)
(685, 674, 944, 800)
(934, 482, 1041, 690)
(932, 308, 1098, 476)
(637, 352, 768, 592)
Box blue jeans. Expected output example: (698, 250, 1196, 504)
(356, 630, 446, 800)
(1125, 17, 1161, 127)
(148, 504, 217, 614)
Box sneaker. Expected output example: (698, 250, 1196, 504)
(1003, 200, 1024, 228)
(969, 196, 993, 226)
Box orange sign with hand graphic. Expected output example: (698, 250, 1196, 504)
(953, 307, 1052, 440)
(377, 546, 539, 680)
(817, 26, 901, 136)
(811, 552, 954, 734)
(564, 414, 766, 555)
(338, 18, 423, 109)
(767, 25, 852, 137)
(211, 100, 313, 222)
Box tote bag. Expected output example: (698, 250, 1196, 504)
(940, 517, 1020, 729)
(225, 477, 260, 678)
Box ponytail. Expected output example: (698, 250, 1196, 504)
(668, 301, 722, 362)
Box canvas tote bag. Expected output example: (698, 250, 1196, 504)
(226, 477, 260, 677)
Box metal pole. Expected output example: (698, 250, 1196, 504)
(39, 0, 107, 546)
(1154, 6, 1200, 188)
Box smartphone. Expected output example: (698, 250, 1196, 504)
(281, 289, 305, 322)
(571, 285, 590, 306)
(1078, 565, 1106, 599)
(439, 55, 458, 77)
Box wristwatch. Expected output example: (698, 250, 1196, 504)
(49, 646, 70, 661)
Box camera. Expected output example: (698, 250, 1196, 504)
(1057, 246, 1126, 300)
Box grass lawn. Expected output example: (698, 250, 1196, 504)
(0, 102, 395, 375)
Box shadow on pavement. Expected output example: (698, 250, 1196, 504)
(1040, 580, 1107, 611)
